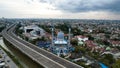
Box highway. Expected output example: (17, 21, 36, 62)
(2, 24, 83, 68)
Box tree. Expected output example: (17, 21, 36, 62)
(71, 28, 82, 36)
(100, 54, 115, 66)
(105, 34, 110, 39)
(112, 59, 120, 68)
(74, 46, 81, 53)
(103, 40, 110, 46)
(40, 36, 47, 41)
(55, 23, 69, 33)
(70, 39, 78, 46)
(0, 26, 5, 32)
(74, 46, 86, 54)
(87, 35, 94, 40)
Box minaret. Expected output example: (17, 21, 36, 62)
(68, 27, 71, 46)
(51, 23, 54, 47)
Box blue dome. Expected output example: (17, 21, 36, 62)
(57, 31, 64, 39)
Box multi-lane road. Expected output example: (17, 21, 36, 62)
(2, 24, 83, 68)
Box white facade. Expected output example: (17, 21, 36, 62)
(54, 40, 67, 44)
(76, 36, 88, 42)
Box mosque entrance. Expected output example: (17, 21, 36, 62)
(60, 50, 63, 54)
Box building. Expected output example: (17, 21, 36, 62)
(85, 40, 97, 52)
(23, 25, 45, 40)
(51, 29, 74, 56)
(110, 40, 120, 47)
(75, 35, 88, 45)
(75, 35, 88, 42)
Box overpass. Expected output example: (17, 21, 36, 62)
(2, 24, 83, 68)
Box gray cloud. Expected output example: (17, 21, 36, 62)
(39, 0, 47, 3)
(39, 0, 120, 13)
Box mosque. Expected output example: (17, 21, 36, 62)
(51, 27, 74, 56)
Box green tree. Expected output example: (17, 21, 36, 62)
(71, 28, 82, 36)
(74, 46, 86, 54)
(70, 39, 78, 46)
(87, 35, 94, 40)
(100, 54, 115, 66)
(0, 26, 5, 32)
(112, 59, 120, 68)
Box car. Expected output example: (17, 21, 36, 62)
(0, 60, 4, 63)
(7, 60, 10, 62)
(0, 62, 5, 68)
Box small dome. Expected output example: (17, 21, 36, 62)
(57, 31, 64, 39)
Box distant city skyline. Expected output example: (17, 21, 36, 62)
(0, 0, 120, 20)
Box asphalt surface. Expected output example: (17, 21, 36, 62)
(2, 24, 83, 68)
(0, 48, 18, 68)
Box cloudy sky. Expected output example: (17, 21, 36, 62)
(0, 0, 120, 20)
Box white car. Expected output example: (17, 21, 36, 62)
(0, 61, 5, 67)
(0, 61, 5, 68)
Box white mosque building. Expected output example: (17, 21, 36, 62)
(51, 27, 74, 56)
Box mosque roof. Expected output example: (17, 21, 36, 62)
(57, 31, 64, 40)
